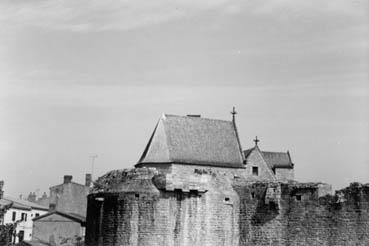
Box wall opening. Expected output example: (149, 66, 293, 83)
(189, 190, 199, 197)
(252, 166, 259, 176)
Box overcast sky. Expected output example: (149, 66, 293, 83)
(0, 0, 368, 197)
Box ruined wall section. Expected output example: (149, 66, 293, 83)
(234, 181, 369, 246)
(274, 168, 294, 182)
(86, 168, 240, 246)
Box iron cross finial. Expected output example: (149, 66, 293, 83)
(254, 136, 260, 146)
(231, 106, 237, 122)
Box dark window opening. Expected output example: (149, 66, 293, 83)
(135, 194, 139, 198)
(12, 211, 16, 221)
(251, 192, 255, 199)
(174, 189, 183, 201)
(189, 190, 199, 196)
(252, 167, 258, 176)
(296, 195, 302, 201)
(225, 197, 230, 202)
(35, 213, 39, 217)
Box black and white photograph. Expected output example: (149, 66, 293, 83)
(0, 0, 368, 245)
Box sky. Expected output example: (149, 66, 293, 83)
(0, 0, 368, 197)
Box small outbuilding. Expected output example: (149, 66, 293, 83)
(31, 210, 85, 246)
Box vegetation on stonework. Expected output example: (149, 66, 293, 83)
(0, 223, 15, 246)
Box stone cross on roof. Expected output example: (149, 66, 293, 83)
(254, 136, 260, 146)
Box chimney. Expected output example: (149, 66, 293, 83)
(42, 192, 48, 199)
(27, 192, 36, 202)
(63, 175, 72, 184)
(85, 173, 92, 187)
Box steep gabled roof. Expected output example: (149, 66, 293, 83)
(136, 114, 245, 168)
(262, 151, 294, 169)
(243, 147, 294, 169)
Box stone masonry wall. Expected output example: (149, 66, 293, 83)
(274, 168, 294, 182)
(86, 168, 369, 246)
(86, 168, 239, 246)
(233, 181, 369, 246)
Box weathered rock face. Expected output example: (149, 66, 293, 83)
(85, 167, 369, 246)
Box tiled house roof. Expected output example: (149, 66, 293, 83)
(1, 197, 48, 211)
(243, 147, 294, 169)
(136, 114, 245, 168)
(262, 151, 294, 169)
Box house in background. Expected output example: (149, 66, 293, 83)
(0, 196, 48, 243)
(32, 210, 85, 246)
(49, 174, 91, 217)
(27, 191, 50, 208)
(29, 174, 91, 245)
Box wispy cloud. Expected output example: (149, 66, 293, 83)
(0, 0, 231, 32)
(0, 0, 367, 32)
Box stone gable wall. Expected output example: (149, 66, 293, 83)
(245, 150, 276, 181)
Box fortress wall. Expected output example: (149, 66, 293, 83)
(85, 168, 240, 246)
(86, 168, 369, 246)
(234, 182, 369, 246)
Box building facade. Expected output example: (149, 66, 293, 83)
(28, 174, 91, 245)
(0, 197, 48, 243)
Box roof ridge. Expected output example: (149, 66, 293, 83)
(262, 150, 289, 154)
(4, 196, 48, 210)
(163, 114, 233, 124)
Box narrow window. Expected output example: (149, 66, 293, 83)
(296, 195, 302, 201)
(12, 211, 16, 221)
(225, 197, 230, 202)
(251, 192, 255, 199)
(252, 166, 259, 176)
